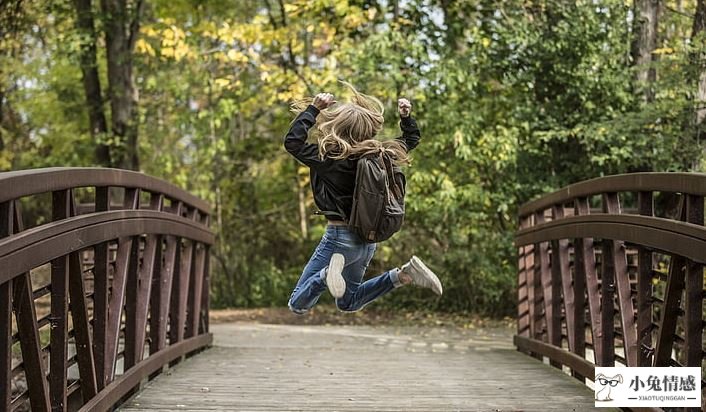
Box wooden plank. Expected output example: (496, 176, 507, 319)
(602, 192, 637, 367)
(78, 334, 212, 412)
(12, 202, 51, 412)
(525, 214, 542, 361)
(517, 216, 531, 338)
(0, 280, 10, 411)
(599, 194, 616, 367)
(173, 239, 194, 343)
(200, 246, 210, 334)
(551, 205, 574, 352)
(150, 203, 180, 354)
(67, 197, 98, 401)
(535, 210, 560, 368)
(105, 188, 140, 383)
(684, 194, 703, 368)
(123, 324, 602, 412)
(571, 238, 586, 381)
(170, 208, 197, 348)
(524, 226, 540, 346)
(163, 202, 184, 350)
(50, 190, 71, 411)
(636, 191, 653, 367)
(125, 194, 164, 370)
(0, 201, 13, 411)
(93, 186, 110, 390)
(653, 199, 687, 367)
(574, 197, 605, 365)
(186, 243, 206, 338)
(550, 203, 586, 380)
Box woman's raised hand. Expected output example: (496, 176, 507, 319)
(312, 93, 336, 110)
(398, 98, 412, 118)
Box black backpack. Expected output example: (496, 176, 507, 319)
(348, 153, 406, 243)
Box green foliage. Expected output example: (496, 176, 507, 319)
(1, 0, 703, 317)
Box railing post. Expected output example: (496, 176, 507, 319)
(105, 188, 140, 383)
(125, 193, 164, 371)
(523, 215, 541, 354)
(152, 202, 183, 359)
(50, 190, 71, 411)
(65, 186, 98, 402)
(12, 202, 51, 412)
(93, 186, 110, 390)
(654, 199, 687, 366)
(535, 210, 560, 367)
(170, 207, 198, 363)
(517, 216, 531, 339)
(201, 245, 211, 334)
(602, 192, 637, 367)
(636, 191, 654, 367)
(684, 195, 704, 368)
(0, 201, 13, 411)
(599, 194, 617, 367)
(574, 197, 604, 366)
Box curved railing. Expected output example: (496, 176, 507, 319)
(515, 172, 705, 408)
(0, 167, 215, 411)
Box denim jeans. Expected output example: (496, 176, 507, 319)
(288, 225, 402, 314)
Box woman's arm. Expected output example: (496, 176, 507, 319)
(284, 105, 322, 168)
(284, 93, 337, 167)
(396, 98, 420, 152)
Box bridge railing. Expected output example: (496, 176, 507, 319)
(515, 173, 705, 404)
(0, 167, 215, 412)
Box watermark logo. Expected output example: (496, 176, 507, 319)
(595, 367, 701, 408)
(595, 373, 623, 401)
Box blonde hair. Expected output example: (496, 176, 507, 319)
(291, 81, 409, 164)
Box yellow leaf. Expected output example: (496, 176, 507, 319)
(214, 78, 230, 88)
(135, 38, 156, 56)
(227, 49, 248, 63)
(161, 46, 174, 58)
(652, 47, 674, 55)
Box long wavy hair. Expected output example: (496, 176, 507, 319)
(291, 81, 409, 164)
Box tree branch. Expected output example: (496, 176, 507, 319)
(127, 0, 144, 52)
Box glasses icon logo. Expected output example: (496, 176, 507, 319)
(595, 373, 624, 401)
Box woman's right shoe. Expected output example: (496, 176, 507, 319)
(326, 253, 346, 298)
(400, 256, 443, 296)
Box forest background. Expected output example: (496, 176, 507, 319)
(1, 0, 705, 316)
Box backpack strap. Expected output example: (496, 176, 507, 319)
(381, 153, 403, 199)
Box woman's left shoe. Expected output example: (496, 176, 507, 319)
(326, 253, 346, 298)
(400, 256, 443, 296)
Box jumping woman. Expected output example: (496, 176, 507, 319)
(285, 83, 443, 315)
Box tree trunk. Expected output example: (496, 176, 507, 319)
(73, 0, 111, 166)
(296, 171, 309, 239)
(692, 0, 706, 127)
(100, 0, 142, 170)
(631, 0, 660, 102)
(0, 89, 5, 152)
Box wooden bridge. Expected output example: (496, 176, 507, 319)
(1, 168, 705, 411)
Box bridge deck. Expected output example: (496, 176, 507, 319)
(121, 322, 606, 411)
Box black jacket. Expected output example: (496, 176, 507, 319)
(284, 105, 421, 221)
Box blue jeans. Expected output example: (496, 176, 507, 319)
(288, 225, 402, 314)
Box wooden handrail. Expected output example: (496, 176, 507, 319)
(515, 173, 706, 412)
(0, 168, 214, 412)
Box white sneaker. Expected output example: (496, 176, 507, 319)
(400, 256, 443, 296)
(326, 253, 346, 298)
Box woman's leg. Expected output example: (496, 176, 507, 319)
(287, 230, 335, 314)
(335, 242, 404, 313)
